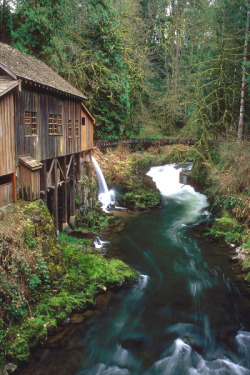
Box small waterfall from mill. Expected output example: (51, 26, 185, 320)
(92, 156, 116, 211)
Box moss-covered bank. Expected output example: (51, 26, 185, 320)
(191, 140, 250, 288)
(0, 200, 138, 370)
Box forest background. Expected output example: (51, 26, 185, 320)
(0, 0, 249, 141)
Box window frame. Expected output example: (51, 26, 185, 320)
(68, 119, 72, 138)
(81, 116, 86, 126)
(49, 114, 62, 135)
(25, 111, 38, 136)
(75, 119, 79, 137)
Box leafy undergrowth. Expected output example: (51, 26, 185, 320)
(243, 239, 250, 284)
(206, 215, 249, 245)
(76, 200, 122, 233)
(198, 139, 249, 225)
(0, 201, 138, 368)
(192, 139, 250, 285)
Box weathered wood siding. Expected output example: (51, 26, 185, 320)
(15, 89, 82, 162)
(0, 183, 12, 206)
(81, 107, 94, 151)
(19, 163, 41, 201)
(0, 92, 15, 176)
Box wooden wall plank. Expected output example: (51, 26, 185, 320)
(0, 92, 15, 177)
(16, 88, 85, 161)
(0, 183, 12, 206)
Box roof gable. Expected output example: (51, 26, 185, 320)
(81, 102, 95, 124)
(0, 43, 87, 100)
(0, 77, 18, 97)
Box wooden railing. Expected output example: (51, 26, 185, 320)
(94, 138, 196, 150)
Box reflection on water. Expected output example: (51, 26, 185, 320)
(18, 164, 250, 375)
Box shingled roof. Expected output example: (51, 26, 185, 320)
(0, 43, 87, 100)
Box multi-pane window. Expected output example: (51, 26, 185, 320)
(25, 111, 37, 136)
(75, 119, 79, 137)
(49, 114, 62, 135)
(68, 119, 72, 137)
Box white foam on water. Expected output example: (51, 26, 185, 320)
(236, 331, 250, 368)
(144, 336, 250, 375)
(94, 236, 109, 249)
(80, 363, 130, 375)
(112, 344, 138, 369)
(147, 164, 209, 226)
(99, 190, 116, 212)
(132, 274, 150, 297)
(145, 339, 192, 375)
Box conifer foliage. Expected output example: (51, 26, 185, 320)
(0, 0, 249, 139)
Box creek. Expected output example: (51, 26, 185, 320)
(18, 164, 250, 375)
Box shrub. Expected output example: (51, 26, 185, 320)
(206, 139, 250, 224)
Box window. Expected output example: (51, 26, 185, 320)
(49, 114, 62, 135)
(81, 116, 86, 126)
(75, 119, 79, 137)
(25, 111, 37, 136)
(68, 119, 72, 137)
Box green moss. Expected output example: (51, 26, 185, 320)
(206, 214, 248, 244)
(21, 317, 47, 348)
(121, 189, 161, 210)
(6, 335, 30, 362)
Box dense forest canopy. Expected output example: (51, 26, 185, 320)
(0, 0, 249, 140)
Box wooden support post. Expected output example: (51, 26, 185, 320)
(51, 159, 59, 234)
(61, 156, 69, 232)
(69, 155, 76, 227)
(40, 161, 47, 206)
(76, 153, 81, 181)
(11, 172, 17, 203)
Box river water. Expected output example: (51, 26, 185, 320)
(19, 164, 250, 375)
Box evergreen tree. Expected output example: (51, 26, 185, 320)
(0, 0, 13, 43)
(1, 0, 248, 140)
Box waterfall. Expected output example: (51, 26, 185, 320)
(147, 163, 209, 225)
(92, 157, 116, 211)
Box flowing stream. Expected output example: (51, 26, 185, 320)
(19, 164, 250, 375)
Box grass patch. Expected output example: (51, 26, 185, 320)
(206, 215, 249, 244)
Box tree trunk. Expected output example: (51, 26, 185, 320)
(238, 2, 249, 139)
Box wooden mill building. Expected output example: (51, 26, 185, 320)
(0, 43, 95, 231)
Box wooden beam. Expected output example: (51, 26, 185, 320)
(69, 155, 76, 227)
(11, 172, 17, 203)
(51, 159, 59, 233)
(61, 156, 68, 231)
(76, 153, 81, 181)
(57, 158, 66, 180)
(46, 159, 55, 187)
(40, 161, 47, 206)
(66, 155, 73, 177)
